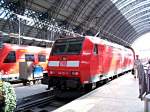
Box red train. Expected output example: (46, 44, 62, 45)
(47, 36, 135, 90)
(0, 43, 51, 81)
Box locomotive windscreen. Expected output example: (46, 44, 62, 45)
(51, 38, 84, 55)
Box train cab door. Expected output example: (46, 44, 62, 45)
(99, 44, 104, 75)
(90, 44, 100, 83)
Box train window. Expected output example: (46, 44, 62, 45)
(3, 51, 16, 63)
(67, 42, 82, 54)
(93, 44, 98, 55)
(38, 55, 46, 62)
(52, 43, 67, 55)
(25, 54, 35, 62)
(52, 40, 83, 55)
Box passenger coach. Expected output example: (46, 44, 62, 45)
(47, 36, 134, 90)
(0, 43, 51, 81)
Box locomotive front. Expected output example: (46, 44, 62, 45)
(47, 37, 86, 89)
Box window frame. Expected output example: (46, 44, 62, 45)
(52, 40, 83, 55)
(3, 51, 16, 63)
(93, 44, 98, 55)
(25, 54, 35, 62)
(38, 54, 46, 62)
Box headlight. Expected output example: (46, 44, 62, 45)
(71, 71, 79, 76)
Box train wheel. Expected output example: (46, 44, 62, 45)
(36, 80, 41, 84)
(84, 84, 92, 92)
(103, 78, 109, 84)
(113, 74, 118, 79)
(23, 80, 27, 86)
(33, 80, 36, 84)
(96, 81, 102, 87)
(29, 81, 34, 85)
(92, 82, 96, 89)
(84, 82, 96, 92)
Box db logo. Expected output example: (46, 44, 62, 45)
(59, 61, 67, 66)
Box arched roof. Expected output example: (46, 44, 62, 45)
(0, 0, 150, 46)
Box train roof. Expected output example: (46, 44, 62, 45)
(86, 36, 131, 51)
(54, 35, 132, 52)
(3, 43, 51, 51)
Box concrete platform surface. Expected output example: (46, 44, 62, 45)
(14, 84, 48, 100)
(54, 73, 144, 112)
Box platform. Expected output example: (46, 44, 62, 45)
(14, 84, 48, 100)
(54, 73, 144, 112)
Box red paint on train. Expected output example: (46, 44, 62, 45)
(47, 36, 134, 90)
(0, 43, 51, 81)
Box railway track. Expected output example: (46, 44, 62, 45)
(16, 96, 55, 112)
(15, 90, 55, 112)
(14, 73, 125, 112)
(15, 90, 71, 112)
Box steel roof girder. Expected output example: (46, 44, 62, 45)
(126, 25, 150, 42)
(120, 0, 150, 16)
(94, 0, 115, 25)
(111, 21, 133, 39)
(111, 0, 137, 10)
(66, 0, 91, 24)
(121, 26, 137, 41)
(99, 6, 121, 29)
(79, 0, 109, 30)
(125, 6, 150, 21)
(130, 18, 150, 29)
(107, 14, 150, 41)
(106, 2, 150, 33)
(116, 0, 145, 12)
(131, 21, 150, 30)
(116, 27, 135, 42)
(129, 12, 150, 24)
(106, 15, 129, 33)
(110, 11, 150, 36)
(128, 28, 150, 43)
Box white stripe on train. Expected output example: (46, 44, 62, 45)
(48, 61, 79, 67)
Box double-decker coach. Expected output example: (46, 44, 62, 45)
(47, 36, 134, 90)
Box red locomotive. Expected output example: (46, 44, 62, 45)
(0, 43, 51, 81)
(47, 36, 134, 90)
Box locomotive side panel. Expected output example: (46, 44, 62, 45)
(80, 38, 92, 84)
(102, 45, 113, 76)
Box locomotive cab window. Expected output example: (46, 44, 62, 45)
(52, 38, 84, 55)
(4, 51, 16, 63)
(25, 54, 35, 62)
(93, 44, 98, 55)
(67, 42, 82, 54)
(52, 43, 67, 55)
(38, 54, 46, 62)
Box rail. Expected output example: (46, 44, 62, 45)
(15, 95, 55, 112)
(15, 90, 55, 112)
